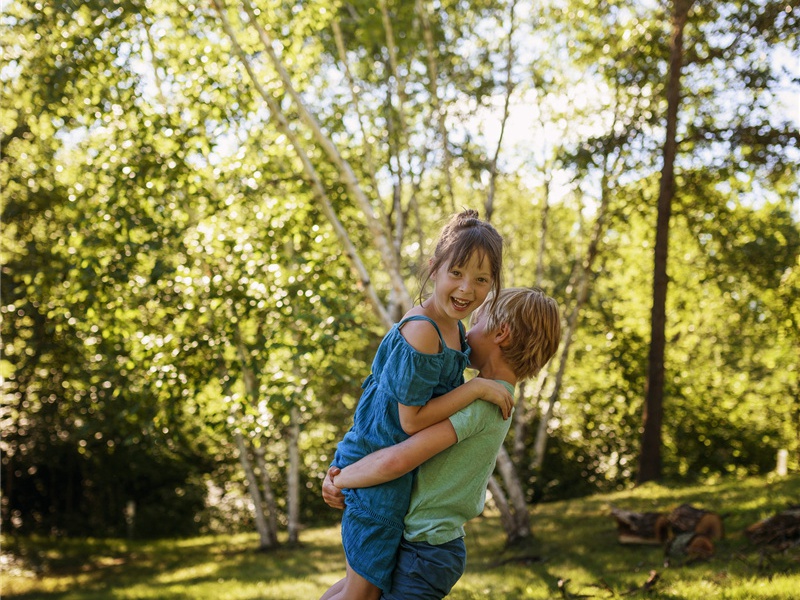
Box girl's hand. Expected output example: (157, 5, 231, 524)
(322, 466, 345, 510)
(476, 378, 514, 419)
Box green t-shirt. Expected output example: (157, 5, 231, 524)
(403, 381, 515, 545)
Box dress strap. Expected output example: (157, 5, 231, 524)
(398, 315, 447, 351)
(457, 319, 467, 349)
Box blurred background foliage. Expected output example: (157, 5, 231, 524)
(1, 0, 798, 540)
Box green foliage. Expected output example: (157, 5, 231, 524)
(1, 0, 798, 541)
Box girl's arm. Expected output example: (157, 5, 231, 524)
(396, 319, 513, 435)
(398, 377, 512, 435)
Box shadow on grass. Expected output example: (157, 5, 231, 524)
(4, 475, 799, 600)
(3, 529, 346, 599)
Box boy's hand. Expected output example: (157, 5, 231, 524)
(477, 378, 514, 419)
(322, 466, 345, 510)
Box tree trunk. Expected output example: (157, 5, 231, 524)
(512, 380, 528, 465)
(745, 506, 800, 549)
(610, 506, 670, 545)
(240, 0, 412, 314)
(234, 430, 274, 550)
(535, 174, 550, 286)
(416, 0, 455, 212)
(330, 18, 384, 210)
(211, 0, 406, 328)
(668, 504, 724, 540)
(486, 475, 515, 539)
(253, 445, 279, 547)
(231, 320, 280, 547)
(287, 405, 301, 544)
(485, 0, 518, 222)
(639, 0, 694, 484)
(494, 445, 531, 543)
(532, 153, 614, 469)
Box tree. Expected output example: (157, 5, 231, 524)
(2, 0, 797, 543)
(639, 0, 695, 484)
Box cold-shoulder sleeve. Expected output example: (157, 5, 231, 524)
(376, 342, 444, 407)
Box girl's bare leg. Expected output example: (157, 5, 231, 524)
(322, 561, 381, 600)
(319, 577, 346, 600)
(339, 561, 381, 600)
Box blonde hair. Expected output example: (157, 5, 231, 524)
(475, 287, 561, 381)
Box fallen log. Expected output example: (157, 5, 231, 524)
(668, 504, 724, 540)
(745, 506, 800, 550)
(610, 506, 671, 545)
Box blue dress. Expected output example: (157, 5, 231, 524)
(333, 315, 470, 590)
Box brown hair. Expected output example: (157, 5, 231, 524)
(476, 287, 561, 381)
(418, 209, 504, 308)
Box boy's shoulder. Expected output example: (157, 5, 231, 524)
(450, 398, 513, 440)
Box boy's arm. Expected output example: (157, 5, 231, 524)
(322, 419, 458, 509)
(398, 377, 512, 435)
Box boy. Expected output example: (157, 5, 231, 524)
(323, 287, 561, 599)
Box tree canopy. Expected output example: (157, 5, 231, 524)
(1, 0, 798, 540)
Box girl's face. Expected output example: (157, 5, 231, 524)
(429, 251, 494, 322)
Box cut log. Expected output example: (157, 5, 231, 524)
(745, 506, 800, 550)
(610, 506, 671, 545)
(668, 504, 724, 540)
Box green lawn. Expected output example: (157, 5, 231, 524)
(3, 474, 798, 599)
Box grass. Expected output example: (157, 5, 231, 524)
(3, 474, 798, 599)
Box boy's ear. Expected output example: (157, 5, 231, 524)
(494, 323, 511, 344)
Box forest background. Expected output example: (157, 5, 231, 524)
(1, 0, 798, 549)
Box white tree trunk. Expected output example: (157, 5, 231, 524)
(512, 380, 528, 465)
(230, 319, 281, 547)
(234, 429, 274, 549)
(416, 0, 455, 212)
(238, 0, 413, 316)
(330, 18, 384, 210)
(494, 445, 531, 542)
(287, 404, 301, 544)
(211, 0, 401, 329)
(485, 0, 518, 222)
(486, 475, 514, 538)
(532, 139, 619, 469)
(253, 445, 279, 547)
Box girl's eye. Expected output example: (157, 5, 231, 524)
(450, 270, 461, 277)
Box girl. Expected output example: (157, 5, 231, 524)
(321, 210, 511, 600)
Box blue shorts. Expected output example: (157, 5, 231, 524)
(380, 537, 467, 600)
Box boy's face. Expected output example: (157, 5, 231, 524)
(466, 309, 494, 370)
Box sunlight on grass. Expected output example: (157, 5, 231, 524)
(153, 561, 222, 585)
(4, 475, 798, 600)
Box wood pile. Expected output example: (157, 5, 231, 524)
(668, 503, 725, 540)
(609, 507, 670, 545)
(610, 503, 723, 563)
(745, 506, 800, 550)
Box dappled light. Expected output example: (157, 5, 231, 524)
(1, 0, 798, 597)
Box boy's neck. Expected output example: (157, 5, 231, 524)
(476, 362, 517, 387)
